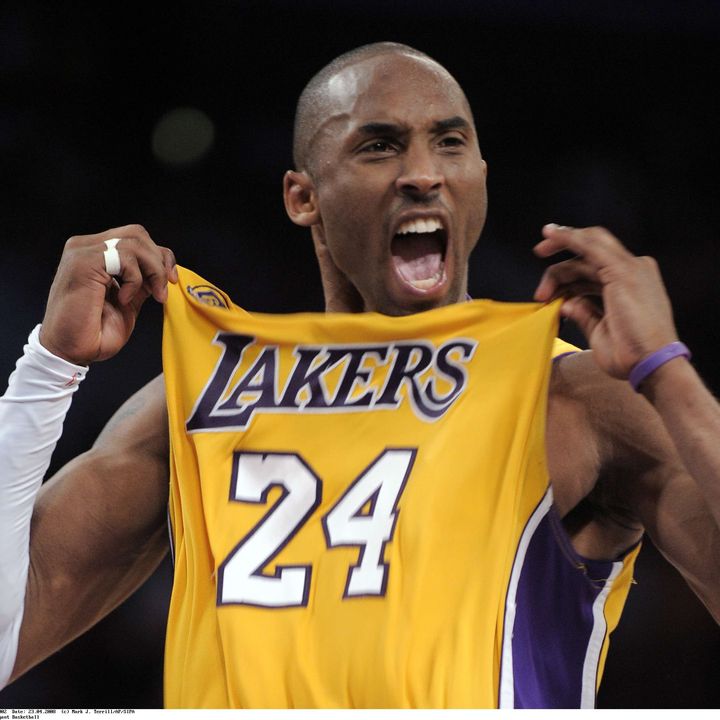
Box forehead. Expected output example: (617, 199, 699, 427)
(322, 53, 472, 136)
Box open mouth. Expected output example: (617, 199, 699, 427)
(391, 217, 447, 291)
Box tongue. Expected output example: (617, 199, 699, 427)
(391, 233, 444, 283)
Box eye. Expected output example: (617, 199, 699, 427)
(359, 139, 399, 154)
(437, 134, 466, 150)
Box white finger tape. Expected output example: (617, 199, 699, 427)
(103, 238, 121, 276)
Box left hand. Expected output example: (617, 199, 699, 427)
(533, 224, 679, 379)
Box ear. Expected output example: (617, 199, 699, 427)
(283, 170, 320, 227)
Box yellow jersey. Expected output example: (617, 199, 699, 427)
(162, 267, 637, 708)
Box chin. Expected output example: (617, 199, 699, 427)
(389, 276, 466, 315)
(380, 289, 461, 317)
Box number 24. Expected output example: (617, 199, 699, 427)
(217, 448, 416, 608)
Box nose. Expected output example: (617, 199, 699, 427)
(395, 145, 444, 199)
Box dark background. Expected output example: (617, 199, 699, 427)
(1, 0, 719, 709)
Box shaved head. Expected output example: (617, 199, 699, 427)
(292, 42, 465, 175)
(283, 41, 487, 316)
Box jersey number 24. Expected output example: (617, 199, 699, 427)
(217, 448, 416, 608)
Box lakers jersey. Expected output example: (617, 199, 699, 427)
(162, 267, 638, 709)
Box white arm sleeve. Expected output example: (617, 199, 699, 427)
(0, 325, 88, 688)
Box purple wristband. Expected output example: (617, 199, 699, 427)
(628, 341, 691, 392)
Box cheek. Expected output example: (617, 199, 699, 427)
(462, 172, 488, 241)
(317, 174, 386, 266)
(318, 192, 369, 275)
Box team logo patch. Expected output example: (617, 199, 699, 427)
(187, 284, 231, 309)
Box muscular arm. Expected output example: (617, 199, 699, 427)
(0, 224, 177, 681)
(10, 375, 170, 681)
(536, 225, 720, 623)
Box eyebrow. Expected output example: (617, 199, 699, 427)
(356, 121, 406, 137)
(431, 116, 470, 133)
(356, 116, 470, 137)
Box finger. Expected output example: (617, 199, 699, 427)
(560, 296, 603, 338)
(70, 224, 154, 252)
(105, 279, 151, 318)
(108, 234, 172, 304)
(135, 250, 171, 303)
(534, 224, 633, 267)
(114, 253, 146, 306)
(159, 246, 179, 284)
(534, 257, 601, 301)
(68, 226, 171, 304)
(113, 251, 160, 309)
(100, 223, 154, 246)
(555, 281, 604, 304)
(130, 237, 175, 301)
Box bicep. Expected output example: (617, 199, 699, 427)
(11, 375, 171, 680)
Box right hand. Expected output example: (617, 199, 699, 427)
(39, 225, 178, 365)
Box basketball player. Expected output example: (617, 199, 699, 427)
(1, 43, 719, 707)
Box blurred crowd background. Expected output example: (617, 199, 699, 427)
(1, 0, 719, 709)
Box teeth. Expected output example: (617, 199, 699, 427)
(396, 217, 443, 235)
(408, 271, 443, 290)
